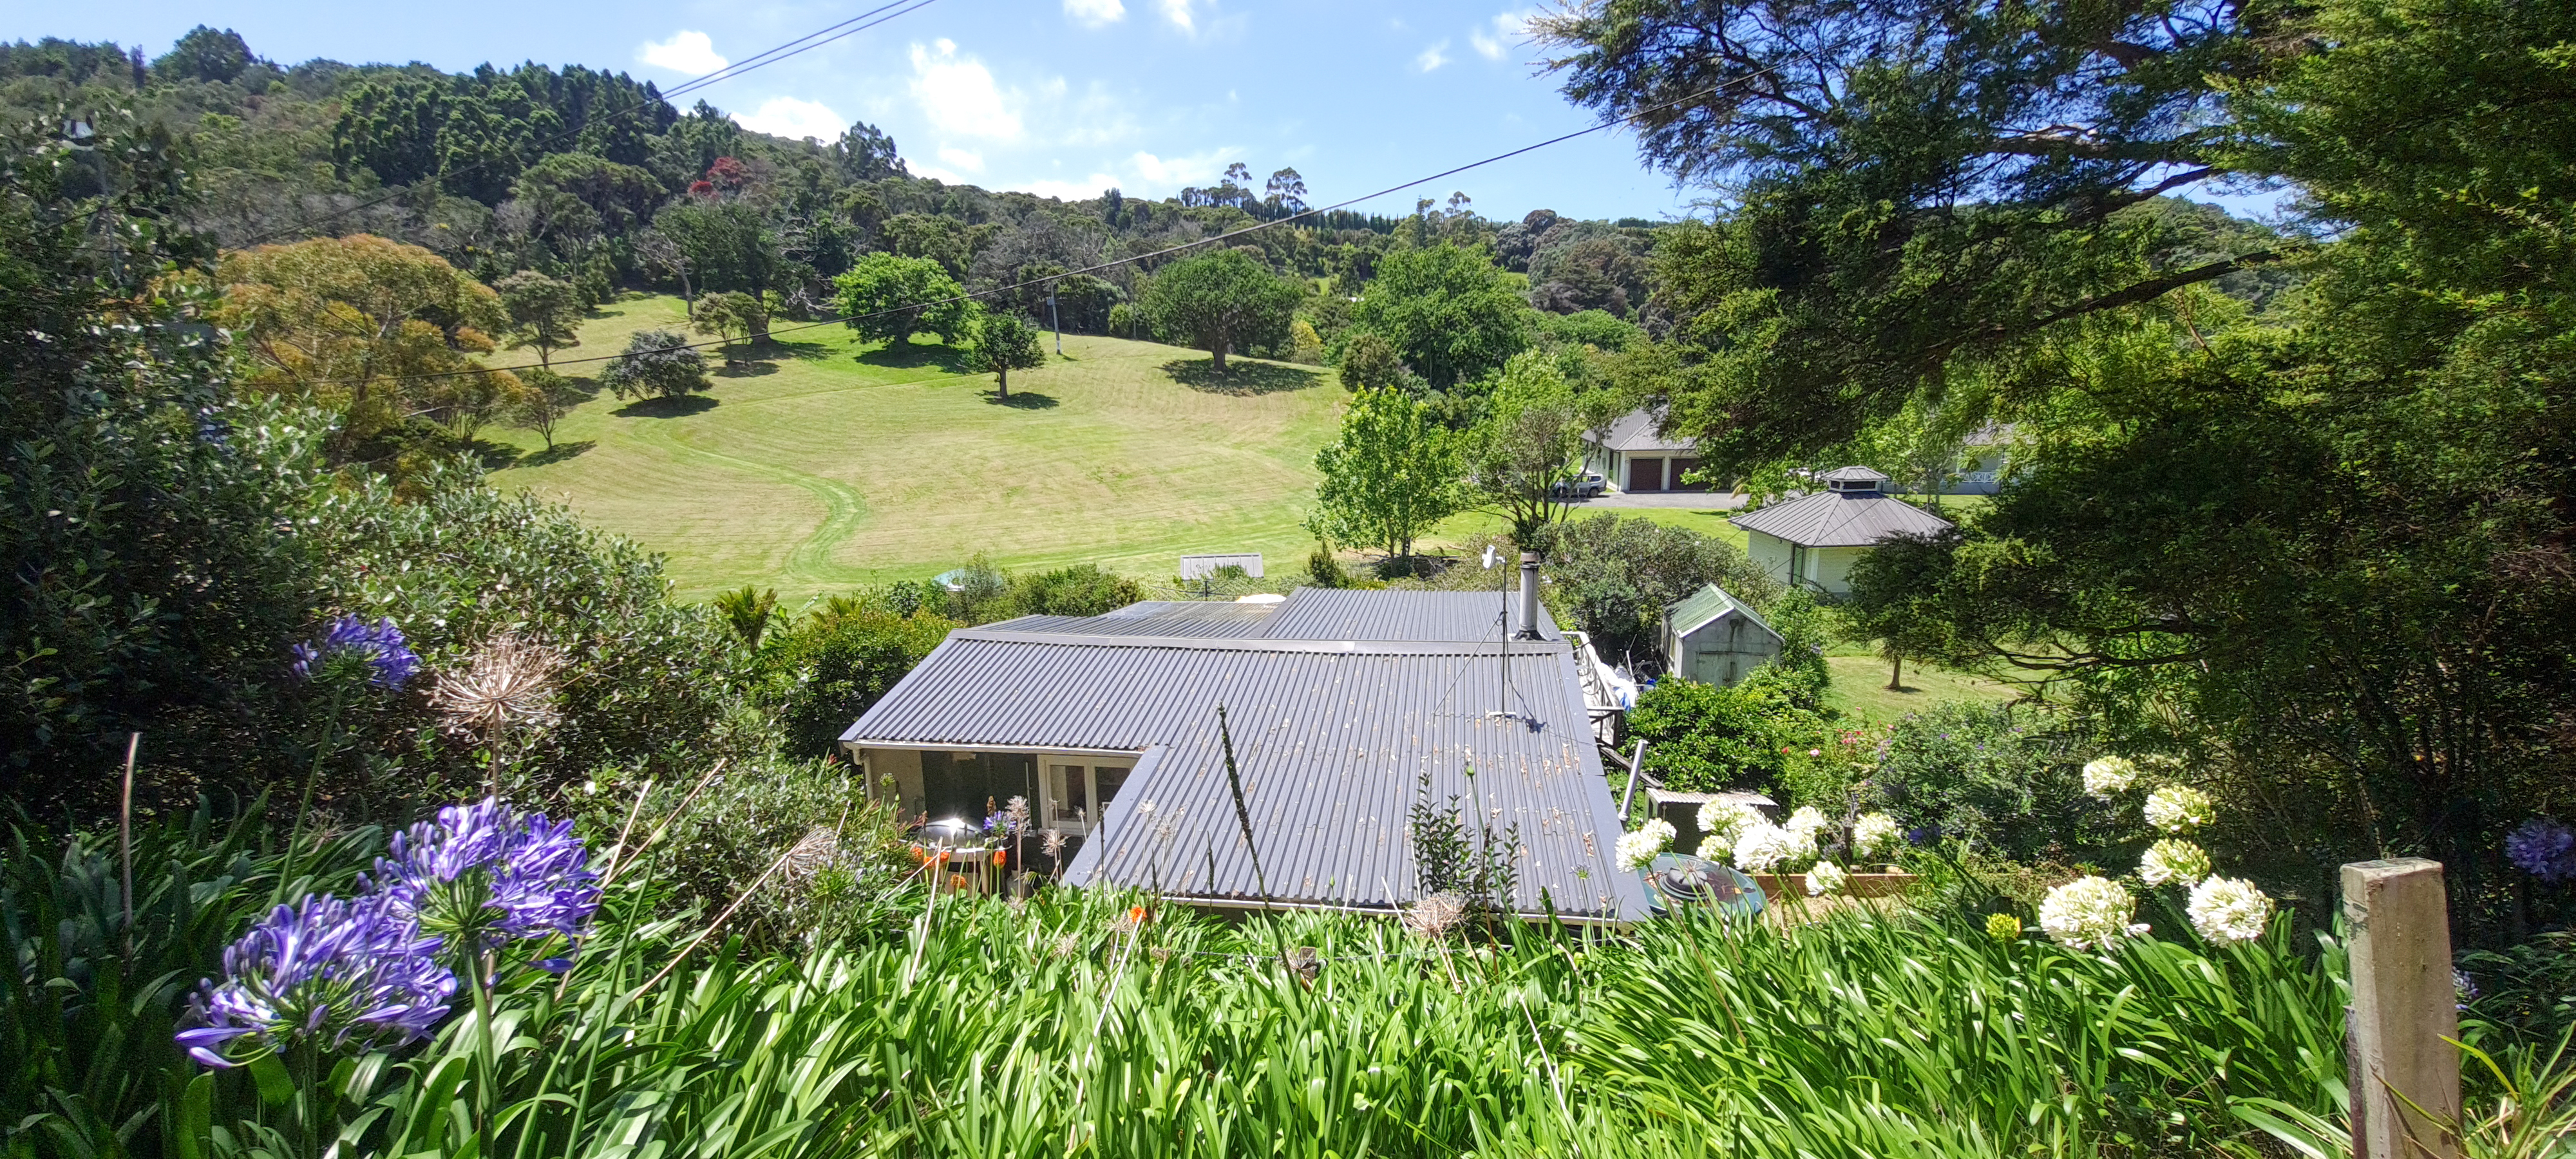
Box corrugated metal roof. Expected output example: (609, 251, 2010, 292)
(1665, 584, 1781, 640)
(990, 601, 1280, 638)
(1589, 409, 1696, 453)
(843, 626, 1645, 921)
(1819, 465, 1891, 483)
(1264, 587, 1558, 642)
(1730, 491, 1955, 548)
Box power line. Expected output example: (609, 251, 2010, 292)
(240, 0, 943, 246)
(296, 74, 1770, 387)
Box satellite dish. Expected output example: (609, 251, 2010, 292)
(1481, 545, 1499, 570)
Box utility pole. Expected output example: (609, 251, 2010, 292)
(1048, 285, 1063, 355)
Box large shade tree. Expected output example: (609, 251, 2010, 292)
(1347, 243, 1531, 390)
(1309, 387, 1463, 559)
(1137, 249, 1301, 372)
(833, 253, 977, 348)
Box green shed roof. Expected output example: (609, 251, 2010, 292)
(1665, 584, 1781, 639)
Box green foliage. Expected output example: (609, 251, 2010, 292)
(1870, 702, 2138, 866)
(1001, 563, 1142, 618)
(651, 199, 781, 296)
(152, 26, 256, 84)
(964, 312, 1047, 397)
(598, 328, 709, 400)
(1138, 249, 1302, 372)
(712, 585, 778, 649)
(1347, 244, 1530, 389)
(688, 290, 768, 352)
(760, 605, 957, 759)
(1840, 529, 1962, 689)
(1305, 543, 1352, 589)
(494, 270, 584, 366)
(1625, 670, 1829, 795)
(1459, 350, 1587, 550)
(1535, 307, 1642, 352)
(1405, 767, 1519, 915)
(1542, 514, 1776, 668)
(507, 366, 587, 451)
(832, 252, 975, 348)
(1308, 386, 1464, 558)
(1337, 331, 1404, 391)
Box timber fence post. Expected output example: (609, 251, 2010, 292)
(2342, 858, 2462, 1159)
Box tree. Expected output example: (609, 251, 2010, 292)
(1347, 243, 1530, 388)
(713, 586, 779, 649)
(634, 229, 694, 306)
(495, 270, 584, 367)
(1338, 332, 1404, 391)
(509, 367, 588, 451)
(652, 200, 781, 319)
(1459, 352, 1595, 551)
(1840, 529, 1962, 690)
(833, 252, 976, 348)
(151, 25, 256, 83)
(1309, 387, 1464, 559)
(215, 234, 520, 457)
(599, 329, 710, 400)
(692, 290, 768, 355)
(833, 120, 907, 181)
(1137, 249, 1301, 372)
(965, 312, 1047, 400)
(1546, 514, 1777, 667)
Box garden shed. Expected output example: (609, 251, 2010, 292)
(1661, 585, 1783, 687)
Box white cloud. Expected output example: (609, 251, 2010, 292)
(1159, 0, 1194, 32)
(1469, 13, 1528, 61)
(1017, 174, 1125, 200)
(909, 39, 1022, 141)
(732, 97, 845, 141)
(639, 30, 726, 75)
(1416, 40, 1451, 71)
(937, 145, 987, 173)
(1129, 149, 1229, 187)
(1065, 0, 1125, 26)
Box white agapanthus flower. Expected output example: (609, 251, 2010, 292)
(2036, 876, 2150, 952)
(1696, 800, 1765, 842)
(1730, 822, 1810, 874)
(1695, 835, 1731, 862)
(2186, 876, 2275, 947)
(2144, 786, 2215, 834)
(2081, 756, 2139, 796)
(2137, 838, 2214, 887)
(1783, 806, 1831, 841)
(1615, 818, 1676, 872)
(1806, 859, 1848, 896)
(1851, 812, 1902, 859)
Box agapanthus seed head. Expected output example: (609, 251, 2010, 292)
(1403, 892, 1469, 939)
(175, 894, 453, 1068)
(428, 632, 564, 744)
(292, 616, 421, 688)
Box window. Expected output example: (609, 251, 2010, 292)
(1045, 760, 1135, 834)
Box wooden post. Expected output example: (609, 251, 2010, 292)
(2342, 858, 2462, 1159)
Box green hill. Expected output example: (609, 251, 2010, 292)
(485, 296, 1346, 603)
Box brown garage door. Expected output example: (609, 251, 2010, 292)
(1671, 458, 1706, 491)
(1629, 457, 1664, 491)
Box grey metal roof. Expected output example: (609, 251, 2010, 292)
(1819, 465, 1891, 484)
(1263, 587, 1558, 642)
(842, 614, 1645, 921)
(1588, 409, 1695, 453)
(1665, 584, 1781, 640)
(990, 601, 1279, 638)
(1730, 490, 1955, 548)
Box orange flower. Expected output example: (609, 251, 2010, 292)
(991, 849, 1008, 868)
(1128, 904, 1149, 925)
(949, 873, 967, 891)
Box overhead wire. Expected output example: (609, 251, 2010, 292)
(295, 71, 1776, 387)
(238, 0, 945, 246)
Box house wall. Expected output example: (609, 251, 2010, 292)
(1746, 531, 1795, 588)
(856, 746, 925, 816)
(1744, 532, 1875, 596)
(1809, 546, 1871, 595)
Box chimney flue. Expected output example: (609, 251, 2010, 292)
(1517, 552, 1543, 640)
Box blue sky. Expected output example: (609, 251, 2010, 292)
(46, 0, 1714, 221)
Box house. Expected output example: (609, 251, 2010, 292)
(1661, 585, 1784, 686)
(839, 570, 1653, 923)
(1584, 410, 1709, 494)
(1730, 466, 1955, 596)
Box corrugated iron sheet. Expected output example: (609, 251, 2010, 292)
(1730, 490, 1955, 548)
(844, 628, 1644, 921)
(1263, 588, 1558, 642)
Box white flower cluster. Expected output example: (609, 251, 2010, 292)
(2144, 786, 2214, 834)
(1615, 818, 1676, 872)
(1730, 822, 1812, 874)
(1693, 800, 1766, 862)
(2081, 756, 2139, 796)
(1806, 860, 1847, 896)
(2137, 838, 2213, 887)
(1783, 806, 1831, 842)
(2187, 877, 2274, 947)
(1851, 812, 1902, 860)
(2037, 876, 2149, 952)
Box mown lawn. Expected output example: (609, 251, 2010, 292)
(482, 296, 1346, 602)
(1821, 653, 2029, 726)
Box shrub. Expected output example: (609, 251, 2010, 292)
(1625, 668, 1830, 795)
(1003, 563, 1143, 618)
(604, 757, 920, 948)
(598, 328, 710, 400)
(1339, 332, 1404, 391)
(1542, 514, 1779, 672)
(760, 606, 958, 759)
(1869, 701, 2138, 865)
(1307, 543, 1351, 589)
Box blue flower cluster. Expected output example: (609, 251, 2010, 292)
(290, 615, 421, 688)
(2506, 817, 2576, 882)
(177, 798, 597, 1069)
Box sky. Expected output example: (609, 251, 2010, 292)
(39, 0, 1716, 221)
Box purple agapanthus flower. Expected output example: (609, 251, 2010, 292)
(175, 894, 454, 1068)
(370, 798, 601, 954)
(290, 615, 421, 688)
(2506, 817, 2576, 883)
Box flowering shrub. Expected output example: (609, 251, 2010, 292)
(2506, 818, 2576, 882)
(2079, 756, 2137, 796)
(1868, 702, 2137, 863)
(175, 895, 454, 1068)
(2186, 878, 2275, 947)
(2037, 876, 2147, 952)
(2144, 786, 2213, 834)
(2137, 839, 2213, 887)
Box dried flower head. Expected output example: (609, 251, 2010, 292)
(1041, 828, 1067, 858)
(2137, 838, 2213, 887)
(1050, 932, 1082, 959)
(1403, 892, 1469, 939)
(175, 894, 453, 1068)
(428, 632, 564, 744)
(2186, 876, 2274, 946)
(2037, 876, 2148, 952)
(779, 825, 840, 885)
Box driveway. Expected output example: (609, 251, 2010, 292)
(1568, 491, 1749, 510)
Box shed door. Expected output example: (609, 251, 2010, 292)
(1630, 457, 1664, 492)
